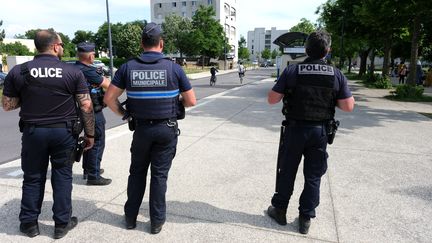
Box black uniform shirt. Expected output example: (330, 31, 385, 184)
(3, 54, 88, 124)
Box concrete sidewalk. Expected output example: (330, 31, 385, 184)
(0, 78, 431, 242)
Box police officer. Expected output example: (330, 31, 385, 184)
(266, 31, 355, 234)
(1, 29, 95, 239)
(104, 22, 196, 234)
(75, 42, 112, 186)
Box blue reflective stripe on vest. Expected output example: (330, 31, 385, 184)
(127, 89, 179, 99)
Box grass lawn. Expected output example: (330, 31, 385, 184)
(183, 66, 210, 74)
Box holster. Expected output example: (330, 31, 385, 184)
(72, 118, 83, 136)
(18, 119, 24, 133)
(73, 137, 86, 162)
(326, 119, 340, 145)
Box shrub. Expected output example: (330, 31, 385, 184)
(394, 84, 424, 98)
(363, 73, 392, 89)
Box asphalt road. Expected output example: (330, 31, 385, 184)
(0, 68, 275, 164)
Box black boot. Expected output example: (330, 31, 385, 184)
(125, 215, 137, 230)
(87, 176, 112, 186)
(267, 206, 287, 225)
(150, 222, 165, 234)
(19, 222, 40, 238)
(298, 214, 311, 234)
(54, 216, 78, 239)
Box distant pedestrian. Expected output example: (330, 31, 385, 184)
(416, 60, 424, 85)
(399, 62, 407, 84)
(425, 66, 432, 87)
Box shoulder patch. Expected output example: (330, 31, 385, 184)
(298, 64, 334, 76)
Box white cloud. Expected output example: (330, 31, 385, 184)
(237, 0, 325, 38)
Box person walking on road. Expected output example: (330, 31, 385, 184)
(1, 29, 95, 239)
(104, 22, 196, 234)
(266, 31, 355, 234)
(75, 42, 112, 186)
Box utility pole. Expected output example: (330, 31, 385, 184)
(106, 0, 114, 80)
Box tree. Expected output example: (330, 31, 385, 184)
(289, 18, 316, 34)
(261, 48, 271, 60)
(271, 49, 280, 59)
(189, 6, 225, 67)
(0, 42, 32, 55)
(72, 30, 95, 45)
(162, 14, 193, 57)
(238, 35, 250, 60)
(115, 23, 142, 58)
(95, 22, 123, 57)
(0, 20, 5, 42)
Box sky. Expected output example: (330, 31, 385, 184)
(1, 0, 326, 41)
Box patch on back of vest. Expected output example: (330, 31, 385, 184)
(298, 64, 334, 76)
(131, 70, 167, 87)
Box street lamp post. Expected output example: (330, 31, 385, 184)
(224, 16, 228, 70)
(106, 0, 114, 80)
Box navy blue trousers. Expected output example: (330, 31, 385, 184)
(124, 120, 178, 224)
(271, 123, 328, 218)
(19, 126, 75, 225)
(82, 111, 106, 180)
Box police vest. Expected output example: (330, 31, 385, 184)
(283, 60, 336, 121)
(75, 62, 105, 112)
(126, 57, 179, 120)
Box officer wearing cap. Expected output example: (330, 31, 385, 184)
(2, 29, 95, 239)
(104, 22, 196, 234)
(266, 31, 355, 234)
(75, 42, 112, 186)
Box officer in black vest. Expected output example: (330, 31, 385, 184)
(75, 42, 112, 186)
(104, 22, 196, 234)
(266, 31, 355, 234)
(2, 29, 95, 239)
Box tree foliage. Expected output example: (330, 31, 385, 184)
(162, 14, 193, 57)
(261, 48, 271, 60)
(115, 23, 143, 58)
(289, 18, 316, 34)
(238, 35, 250, 60)
(0, 42, 32, 55)
(72, 30, 95, 45)
(189, 6, 225, 63)
(0, 20, 5, 42)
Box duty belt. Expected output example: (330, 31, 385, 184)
(284, 119, 325, 126)
(135, 118, 176, 126)
(23, 121, 72, 128)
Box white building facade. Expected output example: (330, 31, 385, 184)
(150, 0, 238, 64)
(247, 27, 288, 61)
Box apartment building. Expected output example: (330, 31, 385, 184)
(150, 0, 238, 63)
(247, 27, 288, 61)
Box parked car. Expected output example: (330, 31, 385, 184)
(0, 72, 7, 87)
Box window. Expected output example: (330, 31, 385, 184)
(252, 45, 254, 49)
(182, 12, 187, 17)
(231, 7, 236, 17)
(208, 0, 213, 5)
(192, 1, 196, 6)
(158, 3, 162, 8)
(231, 26, 236, 37)
(182, 1, 186, 6)
(172, 2, 177, 7)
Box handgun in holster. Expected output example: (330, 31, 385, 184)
(326, 119, 340, 145)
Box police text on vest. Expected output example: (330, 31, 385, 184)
(131, 70, 167, 87)
(30, 67, 63, 78)
(298, 64, 334, 76)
